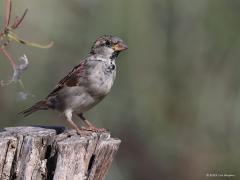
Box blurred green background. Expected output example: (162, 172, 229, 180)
(1, 0, 240, 179)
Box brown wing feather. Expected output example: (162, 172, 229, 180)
(19, 60, 86, 117)
(47, 61, 85, 97)
(18, 100, 48, 117)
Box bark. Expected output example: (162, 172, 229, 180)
(0, 126, 121, 180)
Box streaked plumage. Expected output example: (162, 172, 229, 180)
(19, 35, 127, 133)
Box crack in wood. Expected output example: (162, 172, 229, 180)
(0, 126, 121, 180)
(87, 154, 96, 176)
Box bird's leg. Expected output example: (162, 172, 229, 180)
(78, 113, 94, 127)
(64, 110, 82, 135)
(77, 113, 107, 132)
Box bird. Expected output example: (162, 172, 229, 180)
(19, 35, 128, 134)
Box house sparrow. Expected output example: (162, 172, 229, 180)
(19, 35, 127, 134)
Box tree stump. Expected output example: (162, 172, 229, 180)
(0, 126, 121, 180)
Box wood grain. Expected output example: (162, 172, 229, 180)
(0, 126, 121, 180)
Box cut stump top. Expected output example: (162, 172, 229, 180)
(0, 126, 121, 180)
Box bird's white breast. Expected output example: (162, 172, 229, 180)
(87, 58, 116, 97)
(57, 58, 116, 113)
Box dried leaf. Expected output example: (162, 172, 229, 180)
(16, 91, 34, 101)
(12, 54, 29, 81)
(0, 54, 29, 86)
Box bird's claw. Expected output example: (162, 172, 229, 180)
(80, 126, 108, 133)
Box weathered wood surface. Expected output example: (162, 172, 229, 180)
(0, 126, 121, 180)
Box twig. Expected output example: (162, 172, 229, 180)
(4, 0, 11, 27)
(11, 8, 28, 29)
(0, 0, 53, 89)
(0, 48, 16, 69)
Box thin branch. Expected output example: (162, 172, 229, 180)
(0, 48, 16, 69)
(4, 0, 12, 28)
(11, 9, 28, 29)
(8, 31, 54, 48)
(0, 0, 53, 89)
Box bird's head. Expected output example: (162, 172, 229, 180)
(90, 35, 128, 59)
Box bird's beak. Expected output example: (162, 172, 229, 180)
(112, 42, 128, 52)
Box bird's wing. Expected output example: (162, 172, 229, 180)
(46, 60, 86, 98)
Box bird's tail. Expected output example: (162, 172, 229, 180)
(18, 100, 49, 117)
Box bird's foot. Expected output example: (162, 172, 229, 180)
(80, 126, 108, 133)
(76, 129, 85, 136)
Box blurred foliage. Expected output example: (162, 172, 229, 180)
(1, 0, 240, 179)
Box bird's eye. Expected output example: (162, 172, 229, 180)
(105, 40, 111, 47)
